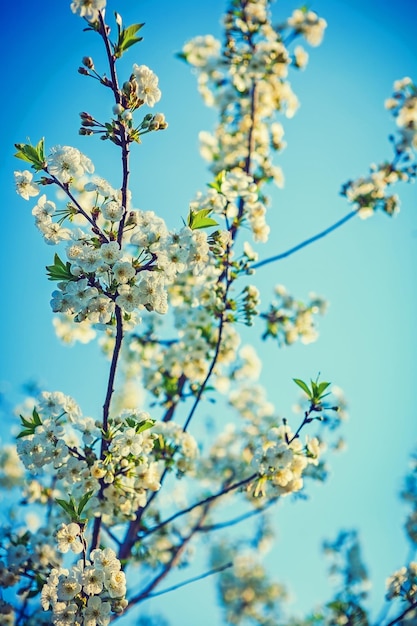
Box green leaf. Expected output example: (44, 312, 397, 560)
(293, 378, 311, 398)
(208, 170, 226, 193)
(46, 254, 75, 282)
(317, 381, 331, 396)
(187, 208, 219, 230)
(32, 408, 42, 425)
(16, 429, 34, 439)
(14, 138, 46, 171)
(114, 23, 145, 58)
(136, 419, 155, 434)
(55, 498, 76, 517)
(77, 491, 93, 515)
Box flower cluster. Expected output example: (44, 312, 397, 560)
(386, 562, 417, 602)
(251, 424, 320, 498)
(42, 546, 127, 625)
(15, 161, 217, 329)
(181, 0, 327, 251)
(15, 393, 164, 526)
(211, 543, 287, 626)
(341, 78, 417, 219)
(261, 284, 327, 345)
(286, 8, 327, 47)
(385, 77, 417, 152)
(0, 526, 60, 607)
(70, 0, 106, 23)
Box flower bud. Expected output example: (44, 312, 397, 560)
(82, 56, 94, 69)
(113, 104, 124, 116)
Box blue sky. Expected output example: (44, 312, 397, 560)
(1, 0, 417, 623)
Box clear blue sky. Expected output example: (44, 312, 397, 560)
(1, 0, 417, 623)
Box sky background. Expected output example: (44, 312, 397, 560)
(1, 0, 417, 623)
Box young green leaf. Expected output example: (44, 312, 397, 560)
(187, 208, 219, 230)
(136, 418, 155, 434)
(14, 138, 46, 171)
(293, 378, 311, 398)
(46, 254, 75, 282)
(114, 23, 145, 58)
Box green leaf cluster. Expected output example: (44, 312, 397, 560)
(14, 138, 46, 171)
(18, 408, 42, 439)
(125, 416, 155, 433)
(187, 208, 219, 230)
(46, 254, 76, 282)
(113, 13, 144, 58)
(293, 376, 331, 405)
(208, 171, 226, 193)
(55, 491, 93, 523)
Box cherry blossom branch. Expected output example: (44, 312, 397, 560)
(198, 498, 277, 532)
(252, 209, 358, 269)
(126, 505, 211, 608)
(91, 290, 124, 553)
(145, 561, 233, 599)
(140, 473, 257, 538)
(49, 174, 110, 241)
(385, 601, 417, 626)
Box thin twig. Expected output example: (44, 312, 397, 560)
(140, 474, 257, 538)
(146, 561, 233, 599)
(252, 209, 358, 269)
(198, 498, 277, 532)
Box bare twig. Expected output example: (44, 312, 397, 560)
(252, 210, 358, 269)
(145, 561, 233, 599)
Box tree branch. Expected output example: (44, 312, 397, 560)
(252, 209, 358, 269)
(140, 474, 257, 539)
(145, 561, 233, 599)
(384, 600, 417, 626)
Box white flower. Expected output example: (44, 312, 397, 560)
(101, 200, 123, 222)
(112, 261, 136, 284)
(14, 170, 40, 200)
(70, 0, 106, 22)
(82, 565, 104, 595)
(56, 523, 84, 554)
(104, 569, 126, 598)
(57, 572, 82, 601)
(47, 145, 94, 184)
(84, 596, 111, 626)
(182, 35, 221, 67)
(100, 241, 122, 265)
(132, 64, 161, 107)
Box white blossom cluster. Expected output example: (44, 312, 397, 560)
(386, 562, 417, 601)
(15, 160, 216, 329)
(261, 284, 327, 346)
(15, 392, 201, 527)
(181, 0, 327, 252)
(385, 77, 417, 152)
(251, 424, 320, 498)
(0, 526, 60, 607)
(286, 8, 327, 47)
(41, 544, 127, 625)
(190, 169, 271, 242)
(70, 0, 106, 23)
(342, 78, 417, 219)
(211, 542, 286, 626)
